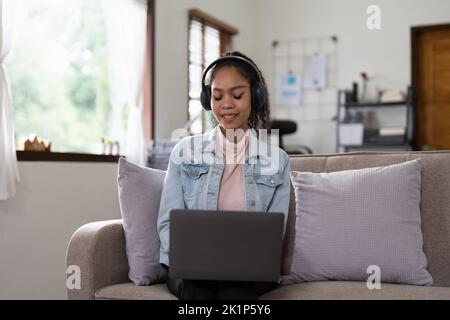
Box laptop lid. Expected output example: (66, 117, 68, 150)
(169, 209, 284, 282)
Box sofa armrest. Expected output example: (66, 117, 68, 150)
(66, 219, 130, 300)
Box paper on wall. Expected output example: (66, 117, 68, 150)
(303, 53, 326, 89)
(276, 73, 301, 107)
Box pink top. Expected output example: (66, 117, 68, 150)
(216, 128, 249, 211)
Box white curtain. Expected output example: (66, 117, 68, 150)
(105, 0, 148, 166)
(0, 0, 20, 201)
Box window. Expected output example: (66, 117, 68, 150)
(5, 0, 154, 158)
(188, 9, 238, 134)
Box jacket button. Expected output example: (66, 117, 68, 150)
(270, 178, 274, 184)
(250, 200, 256, 206)
(248, 177, 254, 184)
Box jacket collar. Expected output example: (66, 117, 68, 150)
(198, 126, 271, 163)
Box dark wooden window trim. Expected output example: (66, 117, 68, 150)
(16, 0, 155, 163)
(17, 151, 121, 162)
(189, 9, 238, 36)
(143, 0, 155, 143)
(411, 23, 450, 150)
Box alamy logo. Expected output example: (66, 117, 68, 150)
(66, 265, 81, 290)
(366, 5, 381, 30)
(366, 265, 381, 289)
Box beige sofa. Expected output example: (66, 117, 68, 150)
(66, 151, 450, 300)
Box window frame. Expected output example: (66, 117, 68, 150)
(187, 9, 238, 133)
(15, 0, 155, 162)
(16, 151, 121, 162)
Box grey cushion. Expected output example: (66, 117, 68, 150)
(285, 151, 450, 287)
(260, 281, 450, 300)
(95, 283, 177, 300)
(94, 281, 450, 300)
(117, 157, 167, 285)
(289, 159, 433, 286)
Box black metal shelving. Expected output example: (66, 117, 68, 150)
(343, 101, 408, 108)
(335, 87, 414, 152)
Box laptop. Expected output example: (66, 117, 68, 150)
(169, 209, 284, 282)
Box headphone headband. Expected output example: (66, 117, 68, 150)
(201, 56, 264, 88)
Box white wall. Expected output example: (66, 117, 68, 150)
(155, 0, 259, 139)
(0, 162, 120, 299)
(253, 0, 450, 153)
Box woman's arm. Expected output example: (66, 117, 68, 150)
(157, 142, 186, 267)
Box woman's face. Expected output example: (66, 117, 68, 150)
(210, 66, 252, 131)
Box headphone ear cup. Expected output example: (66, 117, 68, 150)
(200, 86, 211, 111)
(252, 83, 266, 111)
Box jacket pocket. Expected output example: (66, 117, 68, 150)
(254, 172, 284, 187)
(181, 163, 210, 179)
(181, 163, 210, 201)
(254, 172, 284, 211)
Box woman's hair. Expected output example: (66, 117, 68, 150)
(206, 51, 271, 130)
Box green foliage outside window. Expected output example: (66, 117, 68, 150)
(6, 0, 125, 153)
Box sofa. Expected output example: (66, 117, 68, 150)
(66, 151, 450, 300)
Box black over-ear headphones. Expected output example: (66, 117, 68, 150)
(200, 55, 267, 111)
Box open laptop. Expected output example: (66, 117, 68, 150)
(169, 209, 284, 282)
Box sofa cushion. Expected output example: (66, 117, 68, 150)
(285, 151, 450, 287)
(117, 157, 168, 285)
(95, 283, 177, 300)
(260, 281, 450, 300)
(288, 159, 432, 286)
(94, 281, 450, 300)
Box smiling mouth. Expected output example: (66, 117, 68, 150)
(222, 114, 238, 121)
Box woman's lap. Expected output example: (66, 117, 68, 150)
(167, 277, 278, 300)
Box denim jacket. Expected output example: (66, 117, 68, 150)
(157, 126, 291, 266)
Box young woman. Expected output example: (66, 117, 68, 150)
(157, 51, 291, 300)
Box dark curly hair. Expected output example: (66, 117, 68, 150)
(206, 51, 271, 130)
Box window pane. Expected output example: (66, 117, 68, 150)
(189, 20, 202, 54)
(189, 82, 202, 99)
(188, 99, 203, 135)
(189, 63, 202, 99)
(189, 50, 202, 65)
(204, 26, 220, 66)
(5, 0, 120, 154)
(189, 20, 202, 65)
(189, 63, 203, 82)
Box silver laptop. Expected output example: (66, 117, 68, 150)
(169, 209, 284, 282)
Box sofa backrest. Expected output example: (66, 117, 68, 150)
(282, 151, 450, 287)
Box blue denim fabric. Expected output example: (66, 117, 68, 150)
(157, 126, 291, 266)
